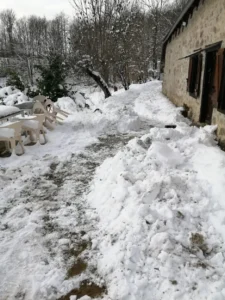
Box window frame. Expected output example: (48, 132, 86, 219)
(187, 53, 202, 99)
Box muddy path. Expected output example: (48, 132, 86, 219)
(48, 133, 145, 299)
(54, 134, 138, 300)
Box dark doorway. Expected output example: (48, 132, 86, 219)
(200, 50, 217, 123)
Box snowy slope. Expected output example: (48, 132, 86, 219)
(0, 81, 225, 300)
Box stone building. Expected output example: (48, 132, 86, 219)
(162, 0, 225, 143)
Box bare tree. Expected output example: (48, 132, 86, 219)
(0, 9, 16, 56)
(0, 0, 184, 91)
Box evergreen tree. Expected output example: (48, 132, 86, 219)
(37, 52, 68, 102)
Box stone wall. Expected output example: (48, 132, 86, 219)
(212, 109, 225, 144)
(162, 0, 225, 141)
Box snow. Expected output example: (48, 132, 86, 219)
(3, 92, 28, 106)
(16, 115, 37, 120)
(0, 86, 29, 106)
(150, 141, 184, 166)
(87, 123, 225, 299)
(0, 128, 14, 138)
(0, 86, 16, 98)
(1, 81, 225, 300)
(22, 120, 39, 129)
(75, 92, 86, 108)
(55, 93, 86, 113)
(0, 105, 20, 118)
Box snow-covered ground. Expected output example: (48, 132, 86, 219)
(1, 81, 225, 300)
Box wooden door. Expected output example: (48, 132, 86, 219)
(200, 48, 224, 123)
(205, 51, 217, 123)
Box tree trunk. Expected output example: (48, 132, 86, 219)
(85, 68, 112, 99)
(118, 70, 130, 90)
(27, 58, 34, 85)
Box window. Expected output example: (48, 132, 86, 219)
(187, 54, 202, 98)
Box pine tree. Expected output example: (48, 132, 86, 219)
(36, 52, 68, 102)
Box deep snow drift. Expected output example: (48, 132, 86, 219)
(1, 81, 225, 300)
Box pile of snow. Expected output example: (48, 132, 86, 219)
(55, 93, 87, 113)
(74, 85, 105, 108)
(0, 106, 20, 118)
(117, 114, 143, 133)
(0, 86, 18, 98)
(75, 92, 86, 108)
(150, 141, 184, 166)
(55, 97, 77, 112)
(0, 86, 29, 106)
(87, 122, 225, 300)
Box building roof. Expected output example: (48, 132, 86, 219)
(163, 0, 200, 44)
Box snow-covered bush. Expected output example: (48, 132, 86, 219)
(0, 86, 29, 106)
(6, 71, 25, 91)
(26, 85, 41, 98)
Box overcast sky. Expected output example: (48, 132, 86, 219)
(0, 0, 74, 19)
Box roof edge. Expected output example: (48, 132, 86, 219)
(163, 0, 199, 45)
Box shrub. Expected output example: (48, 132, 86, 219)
(36, 52, 68, 102)
(6, 71, 25, 91)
